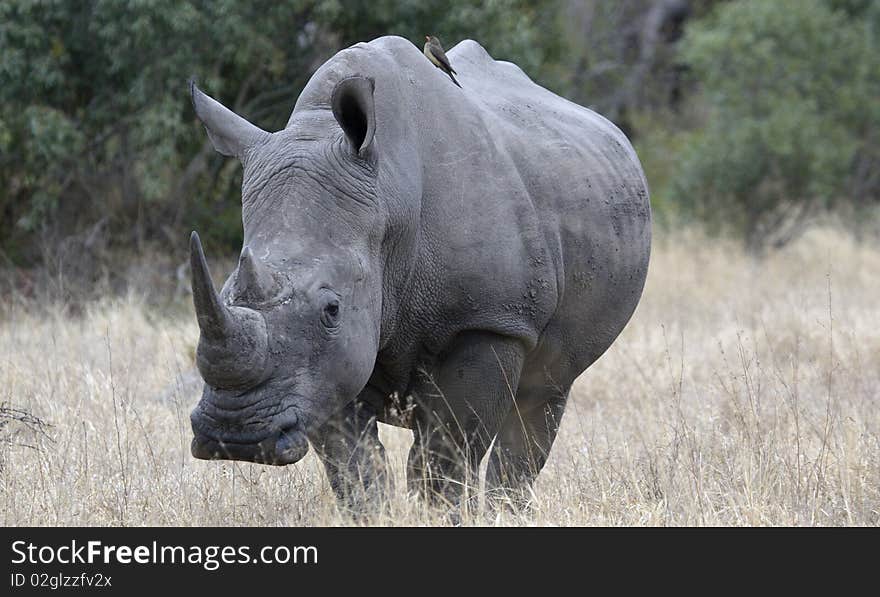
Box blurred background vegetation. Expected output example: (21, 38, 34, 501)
(0, 0, 878, 298)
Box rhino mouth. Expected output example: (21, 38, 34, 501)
(191, 427, 309, 465)
(190, 402, 310, 465)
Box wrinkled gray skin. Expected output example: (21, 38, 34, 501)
(188, 36, 651, 509)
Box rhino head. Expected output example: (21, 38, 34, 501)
(187, 76, 396, 465)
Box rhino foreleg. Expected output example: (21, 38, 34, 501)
(406, 331, 527, 510)
(310, 396, 389, 513)
(485, 386, 569, 511)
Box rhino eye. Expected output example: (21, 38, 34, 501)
(321, 299, 340, 328)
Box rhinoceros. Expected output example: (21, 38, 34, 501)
(188, 36, 651, 507)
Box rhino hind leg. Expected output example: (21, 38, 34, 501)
(406, 331, 527, 510)
(310, 396, 389, 513)
(485, 383, 570, 511)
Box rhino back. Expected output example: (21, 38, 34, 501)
(449, 40, 652, 379)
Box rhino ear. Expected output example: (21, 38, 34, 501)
(331, 76, 376, 155)
(190, 81, 269, 159)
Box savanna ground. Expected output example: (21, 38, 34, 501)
(1, 226, 878, 526)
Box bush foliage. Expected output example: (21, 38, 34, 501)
(0, 0, 557, 262)
(0, 0, 877, 263)
(672, 0, 879, 247)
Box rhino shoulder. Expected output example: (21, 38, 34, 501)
(290, 36, 422, 119)
(448, 39, 533, 85)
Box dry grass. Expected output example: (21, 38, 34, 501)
(1, 226, 878, 526)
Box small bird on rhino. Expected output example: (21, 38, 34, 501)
(423, 35, 461, 88)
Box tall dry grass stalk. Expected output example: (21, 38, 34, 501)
(1, 226, 878, 525)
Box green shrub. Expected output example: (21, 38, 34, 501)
(0, 0, 558, 264)
(673, 0, 879, 248)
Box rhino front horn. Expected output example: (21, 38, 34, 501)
(190, 231, 269, 390)
(190, 231, 229, 341)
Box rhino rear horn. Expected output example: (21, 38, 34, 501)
(190, 80, 269, 159)
(236, 246, 278, 302)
